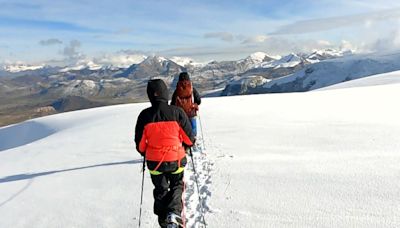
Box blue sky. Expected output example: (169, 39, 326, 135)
(1, 0, 400, 64)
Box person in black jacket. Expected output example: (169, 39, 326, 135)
(171, 72, 201, 136)
(135, 79, 195, 228)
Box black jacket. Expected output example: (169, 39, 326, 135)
(135, 79, 195, 172)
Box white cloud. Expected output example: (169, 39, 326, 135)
(241, 35, 269, 44)
(63, 40, 82, 59)
(271, 8, 400, 35)
(158, 37, 351, 61)
(339, 40, 357, 51)
(369, 30, 400, 51)
(115, 28, 134, 34)
(39, 38, 63, 46)
(204, 32, 234, 42)
(93, 51, 147, 68)
(317, 40, 332, 47)
(118, 49, 149, 56)
(364, 19, 373, 28)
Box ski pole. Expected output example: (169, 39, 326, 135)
(138, 156, 146, 228)
(198, 111, 206, 151)
(189, 148, 207, 226)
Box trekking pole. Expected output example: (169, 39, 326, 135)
(138, 156, 146, 228)
(189, 148, 207, 226)
(197, 111, 206, 151)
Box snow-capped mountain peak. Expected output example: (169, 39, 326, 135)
(307, 48, 354, 63)
(170, 56, 208, 67)
(243, 52, 277, 64)
(280, 53, 301, 62)
(234, 52, 277, 71)
(142, 55, 168, 64)
(1, 62, 45, 73)
(259, 51, 400, 93)
(257, 53, 303, 69)
(170, 56, 195, 67)
(249, 52, 268, 62)
(60, 59, 103, 72)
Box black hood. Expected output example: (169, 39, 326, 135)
(147, 79, 169, 104)
(179, 72, 190, 81)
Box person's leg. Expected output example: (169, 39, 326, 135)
(190, 117, 197, 136)
(150, 173, 169, 227)
(166, 172, 185, 216)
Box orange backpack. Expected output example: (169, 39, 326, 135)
(175, 80, 196, 118)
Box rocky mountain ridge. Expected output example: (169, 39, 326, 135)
(0, 48, 367, 126)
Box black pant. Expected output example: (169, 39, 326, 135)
(150, 171, 184, 218)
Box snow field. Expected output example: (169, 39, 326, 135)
(1, 73, 400, 227)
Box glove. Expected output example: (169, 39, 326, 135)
(183, 145, 190, 154)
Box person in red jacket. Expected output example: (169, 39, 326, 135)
(171, 72, 201, 137)
(135, 79, 195, 228)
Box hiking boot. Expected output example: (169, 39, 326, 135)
(166, 223, 179, 228)
(166, 212, 183, 227)
(158, 215, 167, 227)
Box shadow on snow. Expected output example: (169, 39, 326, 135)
(0, 159, 143, 184)
(0, 121, 56, 152)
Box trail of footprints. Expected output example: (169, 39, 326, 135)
(184, 138, 214, 228)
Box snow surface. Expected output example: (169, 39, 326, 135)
(201, 87, 226, 97)
(1, 76, 400, 227)
(318, 70, 400, 90)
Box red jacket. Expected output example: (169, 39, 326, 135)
(139, 121, 192, 162)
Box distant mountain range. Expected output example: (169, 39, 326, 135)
(220, 49, 353, 95)
(2, 48, 400, 127)
(228, 51, 400, 95)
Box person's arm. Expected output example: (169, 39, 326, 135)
(134, 110, 147, 155)
(193, 88, 201, 105)
(178, 109, 195, 146)
(170, 90, 177, 105)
